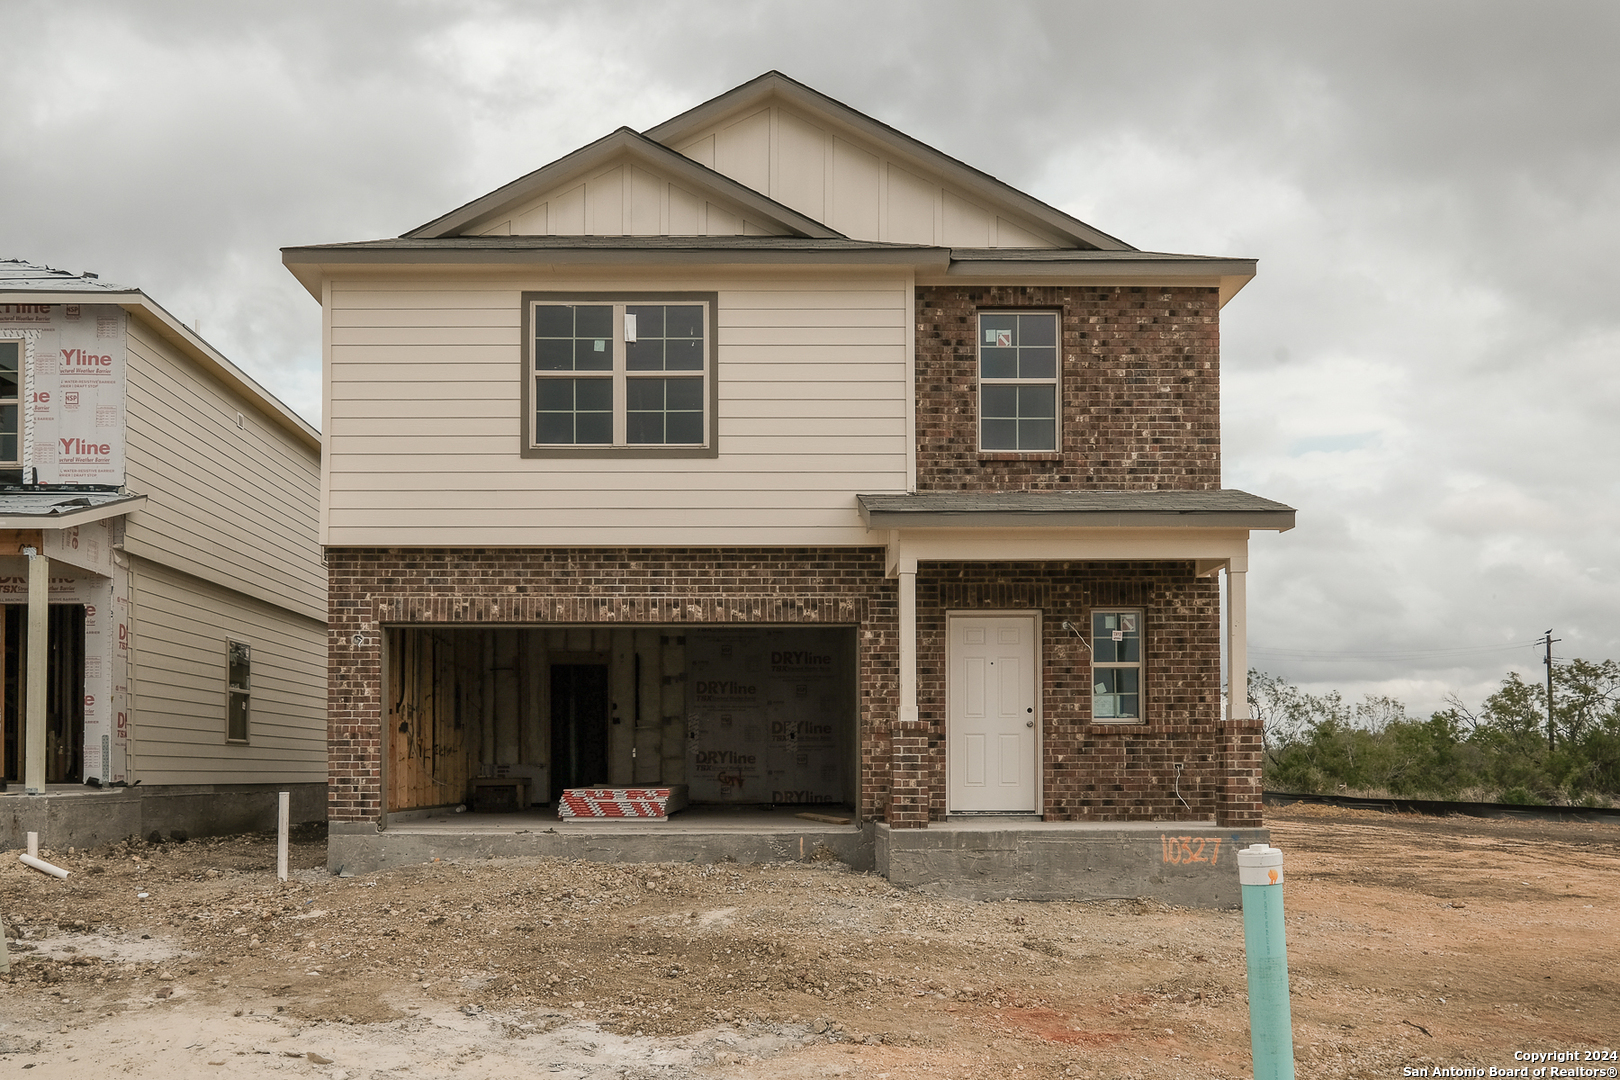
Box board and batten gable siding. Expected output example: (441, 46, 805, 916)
(127, 557, 325, 785)
(122, 318, 324, 624)
(672, 102, 1064, 248)
(472, 162, 779, 238)
(323, 275, 910, 547)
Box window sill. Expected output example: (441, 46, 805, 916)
(977, 452, 1063, 462)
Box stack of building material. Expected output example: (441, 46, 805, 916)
(558, 785, 689, 821)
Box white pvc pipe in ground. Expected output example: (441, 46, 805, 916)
(277, 791, 290, 882)
(26, 832, 38, 858)
(20, 853, 69, 879)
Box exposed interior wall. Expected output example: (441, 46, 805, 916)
(383, 623, 858, 814)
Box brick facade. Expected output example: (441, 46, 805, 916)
(916, 560, 1225, 823)
(915, 285, 1221, 492)
(320, 289, 1259, 834)
(326, 547, 899, 826)
(326, 547, 1260, 830)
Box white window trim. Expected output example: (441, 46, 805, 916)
(1091, 608, 1144, 725)
(976, 309, 1061, 454)
(521, 291, 719, 459)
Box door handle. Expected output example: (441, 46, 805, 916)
(1025, 720, 1034, 728)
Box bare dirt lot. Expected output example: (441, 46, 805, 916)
(2, 807, 1617, 1079)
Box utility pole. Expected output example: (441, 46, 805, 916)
(1541, 629, 1560, 752)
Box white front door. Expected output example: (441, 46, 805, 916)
(946, 613, 1038, 813)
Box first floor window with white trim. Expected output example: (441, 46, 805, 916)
(227, 640, 251, 743)
(1091, 610, 1141, 721)
(528, 297, 710, 451)
(0, 339, 19, 466)
(978, 310, 1058, 451)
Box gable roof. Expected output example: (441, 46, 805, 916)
(644, 71, 1134, 252)
(405, 126, 844, 240)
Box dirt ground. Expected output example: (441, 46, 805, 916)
(2, 808, 1617, 1079)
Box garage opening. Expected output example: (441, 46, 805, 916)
(384, 625, 857, 817)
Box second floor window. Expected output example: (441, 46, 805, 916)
(0, 339, 19, 466)
(978, 311, 1058, 452)
(527, 296, 713, 453)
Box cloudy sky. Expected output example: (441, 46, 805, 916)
(4, 1, 1616, 715)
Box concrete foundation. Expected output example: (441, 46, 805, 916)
(331, 807, 1266, 908)
(0, 783, 327, 850)
(331, 808, 875, 877)
(880, 820, 1270, 907)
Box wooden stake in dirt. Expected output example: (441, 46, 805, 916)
(277, 791, 290, 882)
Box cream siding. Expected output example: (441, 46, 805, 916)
(127, 557, 325, 785)
(674, 101, 1065, 248)
(322, 275, 910, 547)
(473, 161, 783, 238)
(121, 319, 324, 624)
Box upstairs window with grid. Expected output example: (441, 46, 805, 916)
(530, 299, 709, 450)
(977, 311, 1058, 452)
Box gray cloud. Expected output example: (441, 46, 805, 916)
(4, 0, 1615, 712)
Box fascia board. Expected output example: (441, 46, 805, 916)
(3, 289, 321, 451)
(280, 245, 950, 272)
(645, 71, 1135, 252)
(861, 510, 1294, 532)
(403, 127, 841, 240)
(0, 494, 147, 530)
(0, 289, 146, 305)
(932, 257, 1257, 307)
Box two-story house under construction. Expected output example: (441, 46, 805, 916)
(0, 260, 326, 846)
(284, 73, 1293, 901)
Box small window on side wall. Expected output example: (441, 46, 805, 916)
(978, 310, 1058, 451)
(1091, 610, 1142, 722)
(227, 640, 251, 743)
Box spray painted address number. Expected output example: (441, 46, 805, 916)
(1160, 835, 1223, 866)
